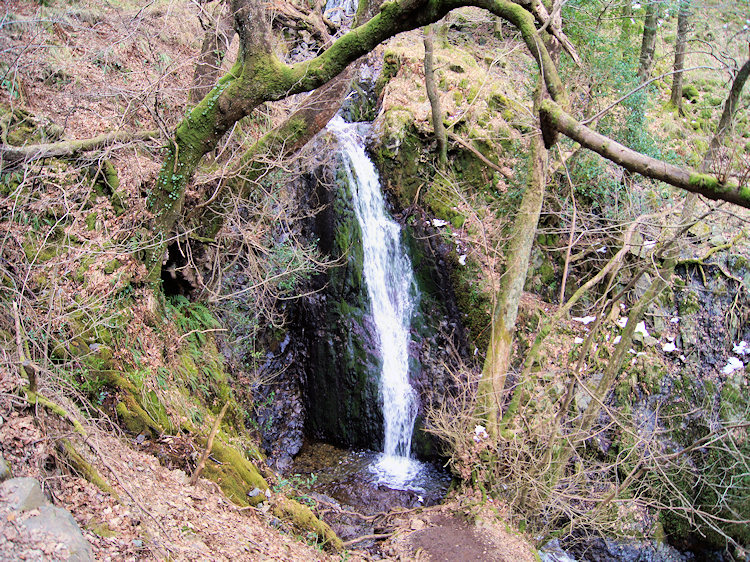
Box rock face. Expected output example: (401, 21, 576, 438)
(294, 130, 470, 458)
(0, 477, 94, 561)
(297, 155, 385, 450)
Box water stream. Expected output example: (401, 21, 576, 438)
(328, 115, 424, 489)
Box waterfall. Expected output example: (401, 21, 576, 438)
(328, 115, 422, 488)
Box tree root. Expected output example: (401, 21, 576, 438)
(58, 438, 118, 499)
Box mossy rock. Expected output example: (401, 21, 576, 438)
(488, 92, 510, 112)
(374, 49, 401, 97)
(271, 496, 343, 551)
(681, 84, 699, 103)
(0, 104, 63, 145)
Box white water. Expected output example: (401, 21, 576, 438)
(328, 116, 423, 489)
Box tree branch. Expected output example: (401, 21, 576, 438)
(0, 130, 159, 167)
(539, 100, 749, 208)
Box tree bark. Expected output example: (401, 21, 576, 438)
(669, 0, 690, 111)
(0, 130, 158, 166)
(423, 24, 448, 168)
(539, 99, 750, 208)
(637, 1, 659, 83)
(477, 81, 547, 437)
(189, 1, 235, 104)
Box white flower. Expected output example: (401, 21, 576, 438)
(458, 254, 467, 265)
(617, 317, 628, 328)
(613, 335, 622, 344)
(574, 337, 584, 344)
(572, 315, 597, 325)
(670, 317, 680, 324)
(432, 219, 449, 227)
(722, 357, 744, 375)
(732, 341, 748, 356)
(634, 321, 649, 338)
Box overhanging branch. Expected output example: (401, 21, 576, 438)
(539, 99, 750, 209)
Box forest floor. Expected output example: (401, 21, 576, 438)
(1, 374, 536, 561)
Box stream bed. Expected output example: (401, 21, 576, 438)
(291, 441, 451, 515)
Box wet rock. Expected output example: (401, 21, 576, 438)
(565, 537, 694, 562)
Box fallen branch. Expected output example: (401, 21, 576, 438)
(447, 132, 511, 178)
(0, 130, 159, 166)
(190, 401, 230, 485)
(342, 532, 395, 546)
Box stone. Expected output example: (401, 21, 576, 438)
(0, 477, 47, 512)
(0, 454, 11, 482)
(21, 505, 94, 561)
(411, 518, 426, 530)
(575, 373, 604, 413)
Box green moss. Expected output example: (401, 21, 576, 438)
(201, 439, 268, 507)
(85, 212, 97, 231)
(488, 92, 510, 111)
(59, 439, 118, 499)
(104, 259, 121, 274)
(86, 520, 117, 538)
(375, 49, 401, 97)
(272, 497, 343, 551)
(682, 84, 699, 102)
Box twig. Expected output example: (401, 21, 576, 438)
(190, 401, 229, 485)
(447, 132, 510, 177)
(342, 532, 394, 546)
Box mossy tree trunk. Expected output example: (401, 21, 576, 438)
(423, 24, 448, 168)
(669, 0, 691, 111)
(637, 0, 660, 83)
(477, 82, 547, 438)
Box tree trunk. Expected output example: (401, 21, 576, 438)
(637, 1, 659, 83)
(423, 24, 448, 168)
(669, 0, 690, 111)
(189, 2, 235, 104)
(477, 81, 547, 437)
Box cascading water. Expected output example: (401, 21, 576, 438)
(328, 115, 424, 489)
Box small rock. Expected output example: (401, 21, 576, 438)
(0, 454, 11, 482)
(410, 518, 425, 531)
